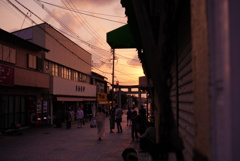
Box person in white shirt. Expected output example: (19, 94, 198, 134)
(76, 106, 84, 128)
(115, 105, 123, 133)
(95, 106, 106, 140)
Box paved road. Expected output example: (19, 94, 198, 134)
(0, 112, 148, 161)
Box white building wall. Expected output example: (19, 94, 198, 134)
(17, 23, 92, 75)
(43, 24, 91, 75)
(52, 76, 96, 96)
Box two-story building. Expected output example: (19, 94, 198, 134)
(13, 23, 96, 126)
(91, 71, 109, 113)
(0, 29, 49, 132)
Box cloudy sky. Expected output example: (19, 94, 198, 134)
(0, 0, 144, 85)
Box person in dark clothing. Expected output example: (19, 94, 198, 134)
(65, 108, 72, 129)
(139, 122, 156, 152)
(109, 106, 115, 133)
(115, 105, 123, 133)
(126, 107, 133, 126)
(122, 148, 138, 161)
(131, 110, 140, 141)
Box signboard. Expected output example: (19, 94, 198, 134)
(0, 65, 14, 85)
(52, 76, 96, 97)
(97, 92, 107, 101)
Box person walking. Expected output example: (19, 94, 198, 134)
(131, 110, 140, 142)
(115, 105, 123, 133)
(76, 106, 84, 128)
(95, 106, 106, 140)
(109, 106, 115, 133)
(69, 108, 75, 123)
(126, 107, 133, 126)
(65, 108, 72, 129)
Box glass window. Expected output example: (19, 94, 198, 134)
(0, 44, 2, 60)
(45, 60, 49, 70)
(54, 64, 58, 76)
(86, 75, 91, 84)
(28, 54, 37, 69)
(82, 74, 87, 83)
(51, 63, 55, 75)
(66, 68, 71, 80)
(52, 64, 59, 76)
(64, 67, 67, 79)
(73, 71, 78, 81)
(3, 46, 10, 62)
(61, 67, 64, 78)
(78, 72, 82, 82)
(0, 44, 16, 64)
(68, 69, 71, 80)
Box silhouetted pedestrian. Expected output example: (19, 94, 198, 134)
(115, 105, 123, 133)
(139, 122, 156, 152)
(127, 107, 133, 126)
(109, 106, 115, 133)
(65, 108, 71, 129)
(131, 110, 140, 141)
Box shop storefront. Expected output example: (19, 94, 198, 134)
(50, 76, 96, 126)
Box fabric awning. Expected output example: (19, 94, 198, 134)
(57, 97, 96, 102)
(107, 24, 135, 49)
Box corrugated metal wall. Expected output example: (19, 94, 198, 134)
(170, 45, 194, 161)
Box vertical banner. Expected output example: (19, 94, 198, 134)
(36, 100, 42, 125)
(42, 101, 49, 124)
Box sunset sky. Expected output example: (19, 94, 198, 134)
(0, 0, 144, 85)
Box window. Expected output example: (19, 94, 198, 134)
(78, 73, 82, 82)
(61, 67, 68, 79)
(66, 68, 71, 80)
(86, 75, 91, 83)
(28, 54, 37, 69)
(45, 60, 49, 70)
(96, 82, 105, 93)
(0, 44, 16, 64)
(99, 83, 105, 93)
(73, 71, 78, 81)
(82, 74, 87, 83)
(52, 63, 58, 76)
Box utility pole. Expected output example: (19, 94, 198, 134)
(111, 49, 115, 107)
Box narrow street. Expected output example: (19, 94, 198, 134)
(0, 112, 148, 161)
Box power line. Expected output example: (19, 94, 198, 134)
(39, 0, 126, 18)
(7, 0, 142, 82)
(8, 0, 110, 75)
(18, 0, 138, 63)
(37, 0, 127, 24)
(61, 0, 108, 48)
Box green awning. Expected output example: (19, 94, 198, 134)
(107, 24, 135, 49)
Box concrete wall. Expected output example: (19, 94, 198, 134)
(43, 24, 92, 75)
(15, 67, 49, 88)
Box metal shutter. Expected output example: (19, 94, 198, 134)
(170, 45, 194, 161)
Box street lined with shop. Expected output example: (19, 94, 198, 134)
(0, 113, 148, 161)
